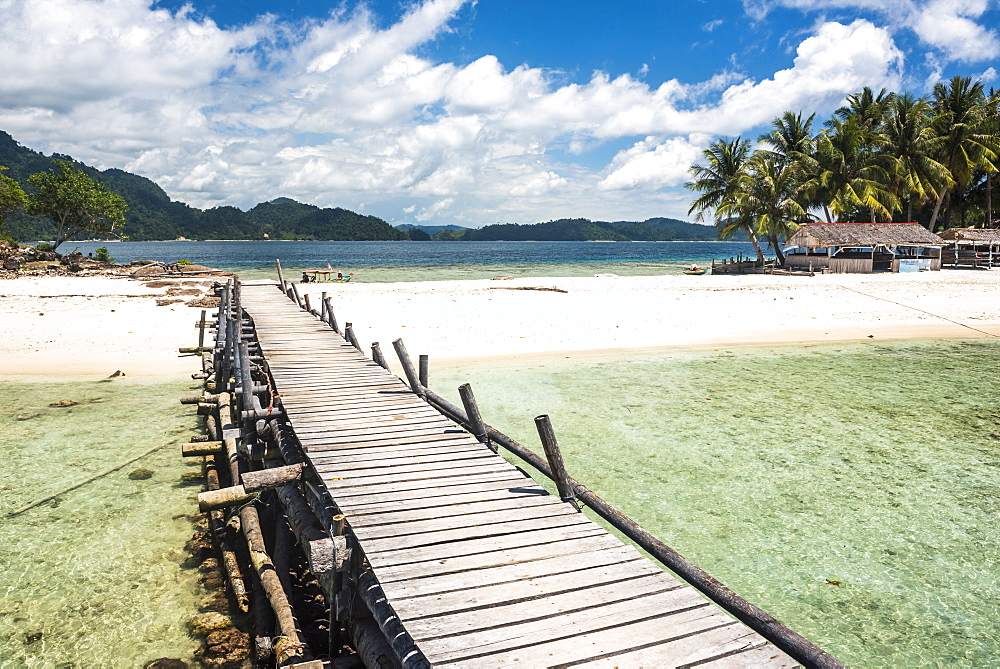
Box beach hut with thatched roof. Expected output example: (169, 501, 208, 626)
(784, 223, 945, 273)
(937, 227, 1000, 268)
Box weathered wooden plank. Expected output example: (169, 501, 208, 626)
(308, 448, 495, 471)
(564, 626, 771, 669)
(321, 470, 530, 500)
(372, 532, 626, 583)
(391, 565, 677, 624)
(685, 640, 795, 668)
(378, 544, 646, 600)
(293, 423, 463, 442)
(308, 440, 489, 465)
(358, 513, 594, 553)
(302, 431, 475, 450)
(346, 494, 565, 527)
(365, 525, 607, 568)
(339, 486, 553, 520)
(313, 455, 505, 481)
(317, 460, 521, 489)
(410, 580, 711, 658)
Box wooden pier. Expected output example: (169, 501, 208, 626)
(186, 276, 842, 668)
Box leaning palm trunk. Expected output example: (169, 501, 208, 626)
(747, 226, 765, 263)
(768, 232, 785, 264)
(927, 189, 947, 231)
(988, 172, 993, 228)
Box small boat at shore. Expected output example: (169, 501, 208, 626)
(682, 267, 708, 275)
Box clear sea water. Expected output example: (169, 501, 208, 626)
(0, 376, 205, 667)
(430, 339, 1000, 667)
(8, 241, 998, 666)
(59, 240, 760, 282)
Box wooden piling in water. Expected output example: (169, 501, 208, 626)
(275, 259, 285, 286)
(534, 414, 580, 510)
(418, 354, 429, 388)
(391, 338, 424, 397)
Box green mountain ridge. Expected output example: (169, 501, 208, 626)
(0, 130, 719, 243)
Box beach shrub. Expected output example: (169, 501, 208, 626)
(177, 259, 191, 265)
(36, 242, 54, 253)
(93, 246, 114, 263)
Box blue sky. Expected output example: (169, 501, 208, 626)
(1, 0, 998, 226)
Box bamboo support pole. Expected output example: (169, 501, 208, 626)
(371, 342, 388, 370)
(356, 570, 429, 668)
(418, 355, 429, 389)
(391, 338, 424, 397)
(216, 393, 312, 665)
(204, 453, 250, 612)
(534, 415, 580, 510)
(458, 384, 491, 451)
(198, 309, 207, 350)
(182, 441, 225, 457)
(418, 387, 843, 669)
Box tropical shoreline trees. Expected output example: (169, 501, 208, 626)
(687, 76, 1000, 263)
(26, 160, 128, 251)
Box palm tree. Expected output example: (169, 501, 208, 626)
(884, 93, 953, 222)
(926, 76, 1000, 230)
(737, 152, 812, 264)
(797, 117, 898, 223)
(833, 87, 894, 135)
(758, 111, 816, 167)
(686, 137, 765, 262)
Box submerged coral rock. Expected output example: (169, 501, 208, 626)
(202, 627, 251, 667)
(187, 612, 232, 636)
(143, 659, 189, 669)
(49, 399, 78, 407)
(128, 468, 154, 480)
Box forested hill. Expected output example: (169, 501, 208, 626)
(0, 132, 408, 241)
(1, 131, 718, 243)
(435, 217, 718, 241)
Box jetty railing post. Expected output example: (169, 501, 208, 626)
(371, 343, 388, 370)
(418, 355, 429, 389)
(344, 323, 362, 352)
(291, 283, 303, 309)
(303, 293, 312, 314)
(275, 258, 285, 286)
(392, 338, 424, 398)
(458, 383, 493, 452)
(534, 415, 580, 510)
(197, 309, 207, 350)
(320, 292, 328, 322)
(323, 297, 340, 335)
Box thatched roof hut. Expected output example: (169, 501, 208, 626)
(788, 223, 945, 248)
(784, 223, 945, 273)
(937, 227, 1000, 243)
(936, 227, 1000, 268)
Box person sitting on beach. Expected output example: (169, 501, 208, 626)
(690, 263, 700, 270)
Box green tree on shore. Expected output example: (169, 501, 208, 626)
(27, 160, 128, 251)
(0, 166, 27, 238)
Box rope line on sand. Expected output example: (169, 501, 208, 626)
(836, 284, 1000, 338)
(6, 441, 173, 517)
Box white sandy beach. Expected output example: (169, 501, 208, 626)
(0, 276, 212, 376)
(299, 270, 1000, 366)
(3, 270, 1000, 376)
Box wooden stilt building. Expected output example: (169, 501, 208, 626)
(937, 227, 1000, 269)
(784, 223, 945, 273)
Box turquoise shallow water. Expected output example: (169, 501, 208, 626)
(0, 376, 204, 667)
(430, 339, 1000, 666)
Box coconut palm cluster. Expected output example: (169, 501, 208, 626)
(687, 76, 1000, 263)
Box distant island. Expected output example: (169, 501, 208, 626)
(0, 131, 719, 243)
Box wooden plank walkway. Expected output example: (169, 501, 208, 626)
(240, 282, 797, 668)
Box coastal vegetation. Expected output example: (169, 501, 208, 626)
(687, 76, 1000, 262)
(27, 160, 127, 251)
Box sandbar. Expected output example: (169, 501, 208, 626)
(4, 270, 1000, 378)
